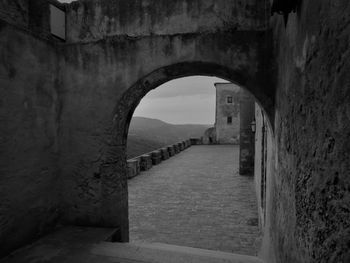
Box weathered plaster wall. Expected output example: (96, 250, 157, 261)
(0, 21, 62, 257)
(261, 0, 350, 262)
(214, 83, 240, 144)
(65, 0, 268, 42)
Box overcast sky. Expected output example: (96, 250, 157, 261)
(133, 76, 230, 125)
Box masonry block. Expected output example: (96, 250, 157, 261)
(127, 158, 140, 179)
(167, 146, 175, 157)
(178, 142, 184, 151)
(173, 144, 180, 154)
(160, 148, 169, 160)
(151, 150, 162, 165)
(140, 154, 152, 171)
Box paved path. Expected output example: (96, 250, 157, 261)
(128, 145, 261, 256)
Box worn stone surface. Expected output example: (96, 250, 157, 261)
(65, 0, 268, 42)
(129, 145, 261, 256)
(258, 0, 350, 262)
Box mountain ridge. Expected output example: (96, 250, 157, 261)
(127, 117, 211, 158)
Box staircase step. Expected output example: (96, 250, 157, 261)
(91, 242, 264, 263)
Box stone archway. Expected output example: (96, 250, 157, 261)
(113, 61, 275, 148)
(110, 61, 275, 240)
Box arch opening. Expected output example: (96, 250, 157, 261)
(118, 63, 275, 255)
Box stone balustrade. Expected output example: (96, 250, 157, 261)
(127, 138, 200, 179)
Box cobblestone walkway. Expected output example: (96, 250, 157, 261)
(128, 145, 261, 256)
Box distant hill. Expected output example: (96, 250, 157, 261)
(127, 117, 211, 158)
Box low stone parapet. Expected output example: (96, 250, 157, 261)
(151, 150, 162, 165)
(140, 154, 152, 171)
(128, 138, 194, 179)
(160, 148, 169, 160)
(127, 158, 140, 179)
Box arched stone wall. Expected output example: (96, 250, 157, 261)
(58, 29, 274, 241)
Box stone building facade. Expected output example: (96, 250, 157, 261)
(214, 83, 241, 144)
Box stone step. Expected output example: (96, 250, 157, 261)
(0, 227, 263, 263)
(91, 242, 264, 263)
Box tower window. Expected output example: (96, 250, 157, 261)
(227, 96, 233, 103)
(227, 116, 232, 124)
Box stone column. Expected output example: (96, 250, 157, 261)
(239, 90, 255, 175)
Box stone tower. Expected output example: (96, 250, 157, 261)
(214, 83, 241, 144)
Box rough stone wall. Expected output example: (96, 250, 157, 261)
(214, 83, 240, 144)
(65, 0, 268, 42)
(263, 0, 350, 262)
(0, 21, 62, 257)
